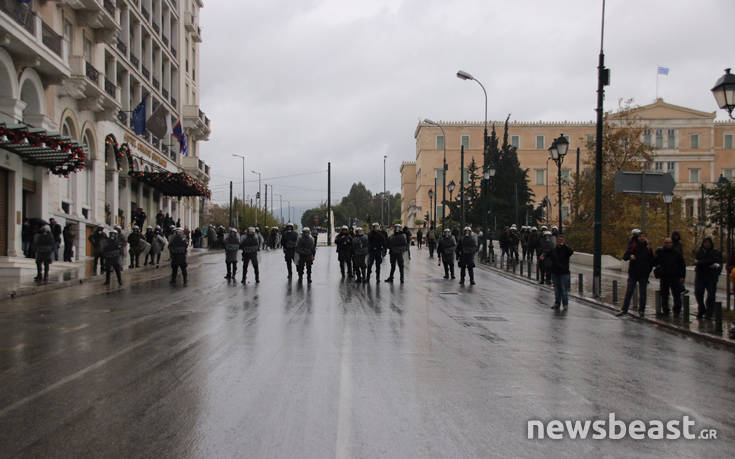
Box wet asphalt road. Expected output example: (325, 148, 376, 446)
(0, 247, 733, 458)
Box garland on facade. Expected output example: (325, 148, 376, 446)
(128, 171, 211, 199)
(0, 125, 86, 176)
(104, 134, 137, 172)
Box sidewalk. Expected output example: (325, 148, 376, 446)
(476, 250, 735, 349)
(0, 248, 218, 300)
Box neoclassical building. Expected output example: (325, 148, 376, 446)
(402, 99, 735, 229)
(0, 0, 210, 266)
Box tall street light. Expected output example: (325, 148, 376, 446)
(383, 155, 387, 226)
(482, 166, 496, 260)
(663, 193, 673, 235)
(232, 153, 245, 204)
(434, 170, 438, 229)
(251, 170, 261, 227)
(457, 69, 489, 244)
(424, 119, 448, 230)
(548, 134, 569, 233)
(447, 180, 456, 202)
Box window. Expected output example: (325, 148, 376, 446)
(511, 135, 520, 148)
(725, 134, 733, 149)
(436, 135, 444, 150)
(83, 36, 92, 61)
(435, 206, 444, 219)
(667, 129, 676, 149)
(654, 161, 664, 171)
(689, 168, 700, 183)
(461, 135, 470, 149)
(585, 134, 594, 145)
(561, 168, 571, 185)
(536, 135, 545, 150)
(667, 162, 677, 182)
(535, 169, 546, 185)
(63, 20, 72, 64)
(643, 130, 651, 146)
(723, 169, 734, 180)
(434, 168, 445, 186)
(655, 129, 663, 148)
(691, 134, 699, 149)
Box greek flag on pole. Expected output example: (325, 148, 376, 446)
(172, 121, 188, 156)
(657, 66, 669, 76)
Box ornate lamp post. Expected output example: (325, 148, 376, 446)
(548, 134, 569, 233)
(711, 68, 735, 119)
(424, 119, 448, 229)
(447, 180, 456, 202)
(482, 166, 496, 260)
(428, 188, 434, 230)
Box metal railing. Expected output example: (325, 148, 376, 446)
(0, 0, 36, 35)
(103, 0, 115, 17)
(162, 87, 168, 99)
(141, 7, 149, 21)
(104, 78, 116, 98)
(152, 136, 159, 148)
(118, 111, 128, 124)
(162, 35, 169, 46)
(85, 61, 99, 83)
(141, 65, 150, 78)
(41, 22, 62, 57)
(130, 54, 139, 67)
(116, 38, 127, 55)
(152, 77, 159, 89)
(152, 22, 160, 34)
(171, 46, 177, 57)
(171, 97, 177, 108)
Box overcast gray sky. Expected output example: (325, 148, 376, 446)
(199, 0, 734, 222)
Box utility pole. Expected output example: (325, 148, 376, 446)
(327, 162, 332, 246)
(264, 183, 268, 224)
(575, 147, 580, 219)
(228, 181, 233, 227)
(460, 144, 465, 228)
(593, 0, 609, 298)
(382, 155, 387, 225)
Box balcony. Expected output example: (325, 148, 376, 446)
(171, 97, 177, 108)
(185, 11, 202, 41)
(58, 55, 120, 118)
(130, 54, 139, 68)
(152, 136, 159, 148)
(181, 155, 210, 183)
(152, 22, 160, 34)
(117, 110, 128, 125)
(141, 65, 150, 79)
(171, 46, 177, 57)
(0, 0, 69, 82)
(141, 7, 149, 21)
(64, 0, 120, 44)
(162, 35, 169, 46)
(152, 77, 159, 89)
(182, 104, 210, 141)
(162, 88, 168, 99)
(193, 25, 202, 43)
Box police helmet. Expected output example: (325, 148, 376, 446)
(247, 226, 255, 234)
(443, 228, 451, 236)
(286, 222, 294, 229)
(394, 224, 402, 231)
(540, 225, 548, 231)
(632, 228, 641, 235)
(372, 222, 380, 228)
(303, 227, 311, 233)
(464, 226, 472, 234)
(355, 227, 363, 235)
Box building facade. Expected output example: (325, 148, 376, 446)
(0, 0, 210, 264)
(403, 99, 735, 229)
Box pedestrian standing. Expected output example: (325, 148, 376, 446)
(22, 218, 32, 257)
(653, 237, 686, 317)
(127, 226, 142, 268)
(546, 234, 574, 309)
(149, 226, 165, 268)
(223, 228, 240, 280)
(335, 225, 353, 279)
(33, 225, 54, 282)
(617, 232, 654, 317)
(417, 228, 423, 249)
(169, 228, 189, 286)
(282, 222, 298, 280)
(240, 227, 260, 284)
(385, 224, 407, 283)
(403, 226, 412, 260)
(457, 227, 478, 285)
(693, 237, 722, 320)
(103, 229, 123, 286)
(296, 227, 316, 284)
(62, 223, 75, 262)
(366, 223, 386, 283)
(537, 230, 555, 285)
(351, 227, 369, 282)
(437, 228, 456, 280)
(427, 227, 437, 258)
(49, 218, 62, 261)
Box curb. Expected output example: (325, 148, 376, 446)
(477, 262, 735, 352)
(4, 250, 215, 300)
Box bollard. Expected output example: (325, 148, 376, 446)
(612, 280, 618, 303)
(578, 273, 583, 295)
(527, 260, 532, 279)
(633, 284, 639, 311)
(714, 301, 723, 334)
(655, 290, 662, 316)
(536, 263, 540, 281)
(520, 261, 524, 276)
(512, 260, 517, 274)
(682, 294, 690, 323)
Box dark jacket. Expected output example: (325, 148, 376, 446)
(335, 233, 353, 260)
(224, 233, 241, 262)
(351, 234, 369, 256)
(387, 233, 408, 255)
(240, 234, 259, 257)
(368, 230, 386, 254)
(457, 234, 478, 267)
(694, 241, 722, 281)
(169, 234, 188, 265)
(282, 229, 298, 250)
(549, 245, 574, 275)
(438, 235, 456, 261)
(50, 223, 62, 243)
(89, 230, 105, 257)
(296, 234, 316, 257)
(623, 240, 654, 280)
(34, 232, 55, 262)
(103, 235, 122, 260)
(654, 246, 686, 280)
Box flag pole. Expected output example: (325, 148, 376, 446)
(656, 67, 659, 100)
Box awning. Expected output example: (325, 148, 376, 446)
(0, 123, 87, 175)
(128, 171, 211, 198)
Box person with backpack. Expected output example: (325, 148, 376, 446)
(617, 232, 655, 317)
(33, 225, 55, 282)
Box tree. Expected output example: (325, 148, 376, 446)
(565, 101, 697, 260)
(300, 182, 402, 230)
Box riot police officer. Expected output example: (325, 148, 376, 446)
(366, 222, 386, 283)
(457, 226, 478, 285)
(282, 222, 299, 279)
(385, 224, 408, 283)
(89, 226, 106, 275)
(296, 227, 316, 283)
(335, 225, 353, 279)
(169, 227, 189, 286)
(33, 225, 55, 282)
(224, 227, 241, 280)
(103, 229, 123, 286)
(437, 228, 457, 280)
(351, 227, 369, 282)
(240, 226, 260, 284)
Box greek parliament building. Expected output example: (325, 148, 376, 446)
(0, 0, 211, 261)
(401, 99, 735, 230)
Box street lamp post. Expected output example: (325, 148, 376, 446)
(232, 154, 246, 207)
(447, 180, 456, 203)
(483, 167, 496, 260)
(251, 170, 261, 227)
(383, 155, 387, 226)
(717, 174, 729, 252)
(548, 134, 569, 233)
(711, 68, 735, 120)
(424, 119, 448, 229)
(434, 171, 438, 229)
(663, 193, 673, 235)
(428, 188, 434, 230)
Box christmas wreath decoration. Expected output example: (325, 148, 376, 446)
(104, 134, 137, 172)
(0, 124, 86, 176)
(128, 171, 211, 199)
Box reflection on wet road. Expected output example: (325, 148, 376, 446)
(0, 247, 733, 458)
